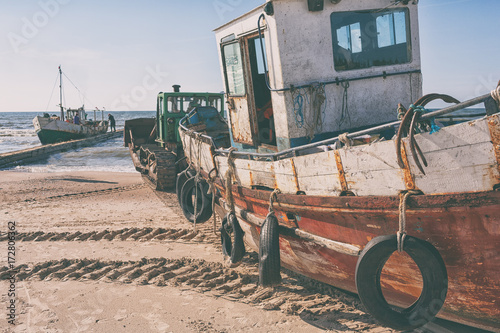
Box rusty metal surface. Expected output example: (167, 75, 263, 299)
(289, 159, 301, 193)
(400, 141, 417, 190)
(334, 150, 349, 193)
(228, 97, 255, 145)
(214, 182, 500, 331)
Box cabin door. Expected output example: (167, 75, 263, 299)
(246, 35, 275, 147)
(222, 41, 257, 146)
(221, 35, 275, 148)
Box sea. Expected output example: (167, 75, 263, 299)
(0, 111, 155, 173)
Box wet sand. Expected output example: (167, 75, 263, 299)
(0, 171, 491, 332)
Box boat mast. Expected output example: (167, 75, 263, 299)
(59, 65, 64, 121)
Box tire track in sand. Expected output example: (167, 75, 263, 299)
(0, 227, 219, 244)
(19, 183, 148, 204)
(0, 256, 391, 332)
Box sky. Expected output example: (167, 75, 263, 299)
(0, 0, 499, 112)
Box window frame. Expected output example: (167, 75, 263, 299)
(221, 41, 247, 97)
(331, 8, 412, 72)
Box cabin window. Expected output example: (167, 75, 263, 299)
(208, 96, 222, 112)
(331, 8, 411, 71)
(222, 42, 246, 96)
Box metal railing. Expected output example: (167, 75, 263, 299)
(180, 93, 493, 161)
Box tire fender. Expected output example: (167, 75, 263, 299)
(180, 176, 212, 223)
(258, 213, 281, 287)
(176, 169, 190, 206)
(355, 235, 448, 331)
(220, 213, 245, 265)
(176, 168, 196, 205)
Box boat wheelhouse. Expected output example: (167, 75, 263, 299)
(216, 0, 422, 153)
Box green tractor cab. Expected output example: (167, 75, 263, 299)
(124, 85, 224, 190)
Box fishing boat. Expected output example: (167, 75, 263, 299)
(177, 1, 499, 331)
(33, 66, 108, 144)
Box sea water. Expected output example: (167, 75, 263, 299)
(0, 111, 155, 173)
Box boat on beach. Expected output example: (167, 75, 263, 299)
(33, 66, 108, 144)
(175, 1, 500, 331)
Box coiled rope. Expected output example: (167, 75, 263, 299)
(395, 93, 460, 174)
(291, 84, 327, 141)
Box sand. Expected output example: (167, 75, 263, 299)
(0, 171, 488, 332)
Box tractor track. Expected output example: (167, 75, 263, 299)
(7, 183, 148, 205)
(0, 256, 386, 332)
(0, 226, 219, 244)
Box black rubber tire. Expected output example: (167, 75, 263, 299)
(220, 213, 245, 264)
(176, 168, 195, 206)
(259, 213, 281, 287)
(180, 176, 212, 223)
(355, 235, 448, 331)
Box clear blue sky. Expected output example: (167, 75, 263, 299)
(0, 0, 498, 112)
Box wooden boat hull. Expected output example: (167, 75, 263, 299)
(179, 111, 500, 331)
(212, 184, 499, 331)
(33, 116, 108, 145)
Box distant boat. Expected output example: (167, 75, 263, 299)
(33, 66, 108, 145)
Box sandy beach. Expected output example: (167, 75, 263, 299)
(0, 171, 488, 332)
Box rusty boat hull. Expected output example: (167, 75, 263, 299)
(211, 184, 499, 331)
(177, 109, 500, 332)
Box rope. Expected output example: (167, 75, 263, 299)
(409, 104, 440, 134)
(339, 81, 351, 130)
(45, 72, 60, 113)
(491, 84, 500, 106)
(268, 188, 281, 214)
(397, 103, 406, 120)
(207, 168, 219, 235)
(397, 190, 421, 252)
(338, 132, 352, 148)
(193, 134, 203, 232)
(291, 87, 305, 128)
(310, 83, 326, 139)
(291, 83, 327, 141)
(62, 72, 98, 110)
(225, 147, 237, 214)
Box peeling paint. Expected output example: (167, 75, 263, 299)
(334, 150, 349, 193)
(400, 141, 417, 190)
(290, 158, 300, 193)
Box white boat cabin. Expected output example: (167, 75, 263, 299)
(215, 0, 421, 153)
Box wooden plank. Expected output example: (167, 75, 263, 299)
(409, 141, 498, 193)
(277, 151, 342, 196)
(340, 140, 406, 196)
(412, 117, 492, 152)
(403, 116, 499, 193)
